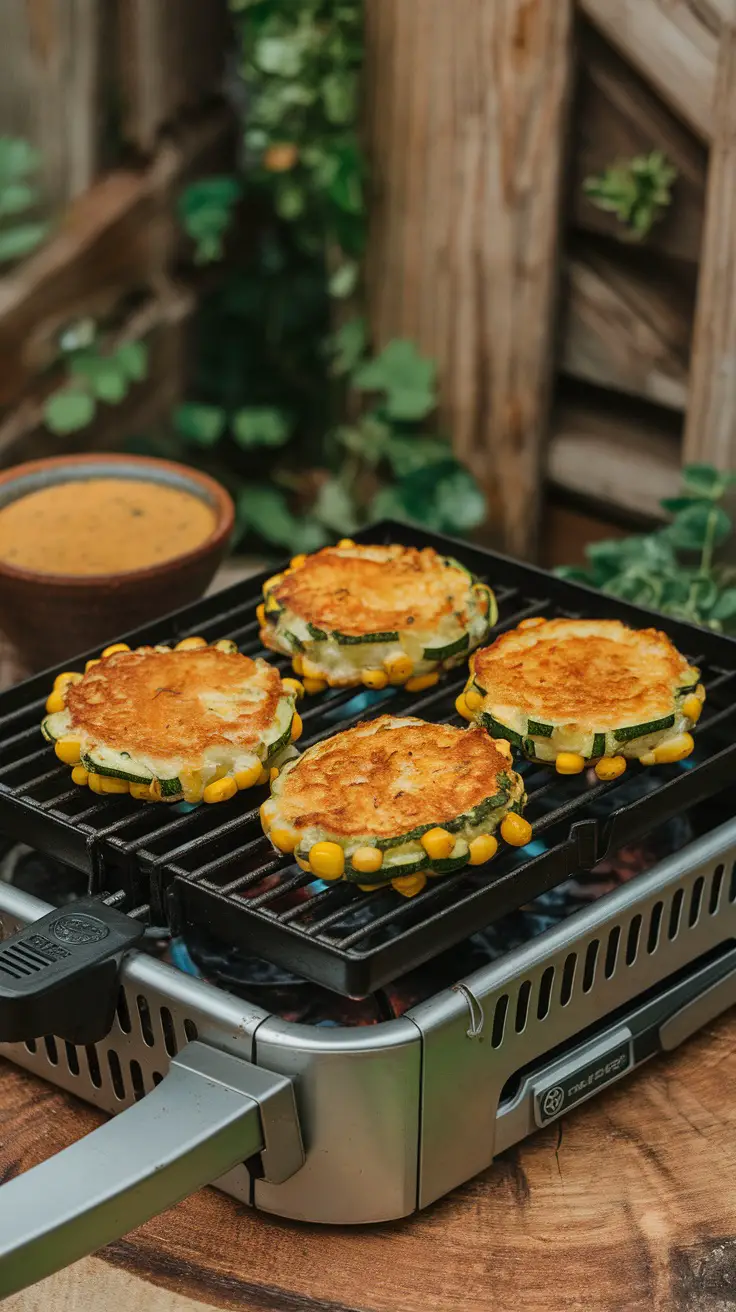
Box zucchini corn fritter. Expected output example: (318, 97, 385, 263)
(459, 617, 704, 779)
(258, 542, 496, 693)
(42, 638, 302, 804)
(261, 715, 531, 898)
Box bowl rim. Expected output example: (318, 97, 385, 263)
(0, 453, 235, 589)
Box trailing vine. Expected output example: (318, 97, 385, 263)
(169, 0, 485, 553)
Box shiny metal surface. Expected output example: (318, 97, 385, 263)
(0, 1040, 303, 1300)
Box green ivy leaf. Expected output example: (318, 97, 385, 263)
(711, 588, 736, 620)
(384, 436, 451, 477)
(173, 403, 227, 447)
(0, 182, 36, 217)
(328, 318, 366, 375)
(0, 221, 49, 264)
(254, 35, 305, 78)
(0, 137, 42, 179)
(660, 496, 708, 514)
(353, 339, 437, 421)
(373, 460, 485, 534)
(238, 485, 329, 553)
(232, 408, 291, 447)
(681, 463, 726, 497)
(328, 258, 358, 299)
(276, 183, 305, 220)
(92, 365, 128, 404)
(334, 416, 390, 466)
(312, 478, 359, 534)
(666, 503, 731, 551)
(322, 71, 357, 124)
(115, 340, 149, 383)
(43, 389, 96, 434)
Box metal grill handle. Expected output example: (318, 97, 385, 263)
(0, 1040, 304, 1299)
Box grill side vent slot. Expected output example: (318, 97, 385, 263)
(626, 915, 642, 966)
(515, 980, 531, 1033)
(491, 995, 508, 1049)
(604, 926, 620, 979)
(647, 902, 663, 954)
(710, 864, 725, 914)
(668, 887, 684, 939)
(582, 939, 599, 992)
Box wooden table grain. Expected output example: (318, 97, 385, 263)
(3, 1005, 736, 1312)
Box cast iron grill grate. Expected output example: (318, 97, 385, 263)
(0, 522, 735, 996)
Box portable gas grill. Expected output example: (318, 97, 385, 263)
(2, 523, 736, 1298)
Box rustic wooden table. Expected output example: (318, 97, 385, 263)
(2, 565, 736, 1311)
(3, 1008, 736, 1312)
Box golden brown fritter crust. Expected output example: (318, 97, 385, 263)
(271, 544, 475, 636)
(66, 647, 283, 759)
(275, 715, 513, 837)
(471, 618, 694, 730)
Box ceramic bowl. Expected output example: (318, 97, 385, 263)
(0, 454, 234, 672)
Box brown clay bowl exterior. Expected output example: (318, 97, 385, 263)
(0, 454, 235, 672)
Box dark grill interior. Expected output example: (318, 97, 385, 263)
(0, 522, 735, 997)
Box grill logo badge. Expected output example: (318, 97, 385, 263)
(535, 1039, 632, 1126)
(49, 914, 110, 946)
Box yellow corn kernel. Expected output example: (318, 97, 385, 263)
(256, 603, 267, 628)
(85, 659, 101, 672)
(309, 841, 345, 881)
(45, 690, 66, 714)
(455, 693, 473, 722)
(392, 872, 428, 898)
(350, 846, 384, 875)
(149, 779, 163, 801)
(303, 677, 327, 695)
(696, 683, 705, 702)
(281, 677, 304, 700)
(54, 739, 81, 766)
(88, 772, 104, 794)
(99, 776, 130, 795)
(290, 553, 307, 569)
(270, 766, 280, 784)
(263, 574, 284, 593)
(71, 765, 89, 787)
(53, 671, 82, 692)
(291, 653, 304, 675)
(214, 638, 238, 654)
(518, 617, 546, 630)
(178, 769, 203, 804)
(651, 733, 695, 765)
(257, 767, 269, 785)
(234, 761, 263, 791)
(363, 669, 389, 691)
(468, 834, 499, 866)
(421, 827, 455, 861)
(130, 782, 152, 800)
(175, 636, 207, 651)
(595, 756, 627, 782)
(464, 686, 484, 713)
(384, 653, 413, 685)
(358, 882, 385, 892)
(102, 643, 130, 658)
(337, 538, 356, 548)
(405, 672, 440, 694)
(296, 855, 312, 873)
(682, 694, 703, 723)
(288, 711, 303, 743)
(270, 826, 298, 854)
(555, 752, 586, 775)
(500, 813, 533, 847)
(203, 777, 238, 804)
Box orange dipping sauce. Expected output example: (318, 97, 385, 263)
(0, 477, 217, 576)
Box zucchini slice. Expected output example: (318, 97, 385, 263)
(81, 751, 153, 787)
(480, 712, 523, 748)
(307, 622, 328, 640)
(474, 584, 498, 627)
(527, 719, 553, 738)
(613, 714, 676, 744)
(591, 732, 606, 758)
(377, 850, 429, 880)
(429, 838, 470, 875)
(283, 630, 305, 652)
(332, 629, 400, 646)
(375, 822, 434, 851)
(41, 712, 69, 742)
(423, 633, 470, 661)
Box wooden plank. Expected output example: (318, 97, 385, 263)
(8, 1005, 736, 1310)
(364, 0, 575, 559)
(579, 0, 721, 142)
(562, 238, 694, 411)
(0, 0, 103, 205)
(683, 24, 736, 470)
(119, 0, 229, 152)
(548, 399, 682, 519)
(0, 104, 232, 412)
(572, 24, 708, 264)
(541, 500, 630, 570)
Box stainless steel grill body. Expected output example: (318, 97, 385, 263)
(3, 818, 736, 1228)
